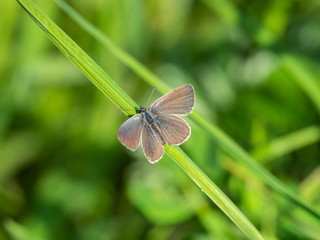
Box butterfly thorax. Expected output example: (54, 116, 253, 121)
(140, 107, 165, 144)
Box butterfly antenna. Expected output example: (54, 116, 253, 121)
(146, 86, 156, 107)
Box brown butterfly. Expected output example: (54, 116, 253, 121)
(118, 84, 195, 163)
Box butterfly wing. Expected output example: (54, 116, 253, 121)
(149, 84, 195, 116)
(141, 124, 164, 163)
(153, 114, 191, 145)
(118, 114, 143, 151)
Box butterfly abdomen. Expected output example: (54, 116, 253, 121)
(141, 111, 166, 145)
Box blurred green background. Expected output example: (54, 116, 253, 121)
(1, 0, 320, 239)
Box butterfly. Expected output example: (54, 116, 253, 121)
(118, 84, 195, 163)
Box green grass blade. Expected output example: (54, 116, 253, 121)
(251, 126, 320, 163)
(4, 219, 42, 240)
(16, 0, 264, 239)
(200, 0, 239, 25)
(18, 1, 138, 118)
(191, 113, 320, 219)
(56, 0, 172, 93)
(165, 146, 263, 240)
(56, 0, 320, 220)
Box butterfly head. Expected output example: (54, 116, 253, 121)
(140, 106, 146, 113)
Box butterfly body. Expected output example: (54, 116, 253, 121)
(118, 85, 195, 163)
(140, 107, 165, 145)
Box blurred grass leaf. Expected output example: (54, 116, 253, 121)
(127, 163, 194, 225)
(251, 125, 320, 163)
(4, 219, 43, 240)
(0, 186, 23, 216)
(281, 54, 320, 115)
(0, 132, 39, 183)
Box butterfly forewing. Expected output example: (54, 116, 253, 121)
(118, 114, 143, 150)
(141, 124, 164, 163)
(153, 114, 191, 145)
(149, 84, 195, 116)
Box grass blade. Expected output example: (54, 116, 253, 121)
(16, 0, 264, 239)
(56, 0, 320, 220)
(18, 1, 138, 118)
(165, 146, 263, 240)
(56, 0, 172, 93)
(251, 126, 320, 162)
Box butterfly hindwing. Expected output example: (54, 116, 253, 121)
(141, 123, 164, 163)
(153, 114, 191, 145)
